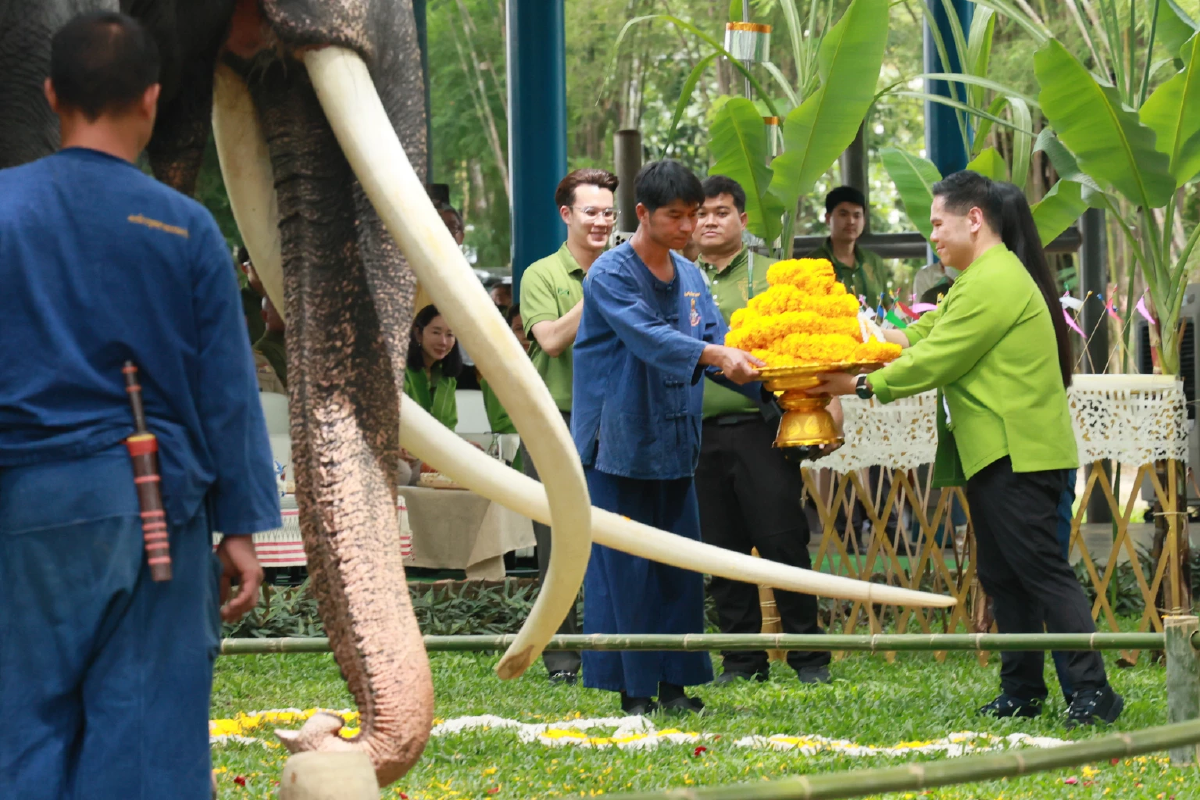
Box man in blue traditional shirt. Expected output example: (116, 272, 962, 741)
(572, 160, 764, 714)
(0, 13, 279, 799)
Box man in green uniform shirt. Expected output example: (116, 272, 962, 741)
(693, 175, 834, 684)
(519, 167, 620, 683)
(253, 294, 287, 389)
(806, 186, 890, 309)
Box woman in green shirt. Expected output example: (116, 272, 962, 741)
(404, 304, 462, 430)
(816, 172, 1122, 728)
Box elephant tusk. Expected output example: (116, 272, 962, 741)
(211, 63, 286, 317)
(398, 396, 957, 612)
(303, 46, 593, 678)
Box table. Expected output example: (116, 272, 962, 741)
(223, 487, 535, 581)
(398, 486, 536, 580)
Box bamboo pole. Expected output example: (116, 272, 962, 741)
(603, 719, 1200, 800)
(219, 631, 1195, 656)
(278, 752, 377, 799)
(1166, 615, 1200, 765)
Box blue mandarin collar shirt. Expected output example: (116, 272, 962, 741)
(571, 242, 760, 480)
(0, 148, 280, 535)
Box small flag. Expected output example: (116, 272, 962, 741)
(884, 309, 908, 329)
(1105, 293, 1122, 322)
(895, 300, 919, 320)
(912, 303, 937, 314)
(1063, 309, 1086, 338)
(1135, 296, 1156, 326)
(1059, 293, 1085, 311)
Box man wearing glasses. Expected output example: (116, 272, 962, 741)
(519, 168, 619, 685)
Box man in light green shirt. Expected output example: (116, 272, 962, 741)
(806, 186, 890, 309)
(816, 171, 1121, 727)
(692, 175, 833, 685)
(518, 168, 620, 683)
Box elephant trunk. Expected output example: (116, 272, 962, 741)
(244, 61, 432, 786)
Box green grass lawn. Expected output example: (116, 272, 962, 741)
(211, 646, 1196, 800)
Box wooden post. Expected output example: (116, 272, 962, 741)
(1165, 615, 1200, 766)
(279, 753, 378, 800)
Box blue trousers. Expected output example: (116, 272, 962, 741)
(582, 468, 713, 698)
(0, 445, 222, 800)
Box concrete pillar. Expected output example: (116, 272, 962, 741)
(613, 129, 642, 238)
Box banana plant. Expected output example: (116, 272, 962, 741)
(610, 0, 889, 258)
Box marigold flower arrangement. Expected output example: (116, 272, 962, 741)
(724, 258, 901, 367)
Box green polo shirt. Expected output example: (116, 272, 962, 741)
(520, 243, 585, 411)
(697, 247, 774, 419)
(806, 238, 890, 309)
(404, 363, 458, 430)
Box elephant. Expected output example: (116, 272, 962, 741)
(0, 0, 954, 788)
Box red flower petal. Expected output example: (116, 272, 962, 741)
(1063, 776, 1078, 785)
(488, 789, 500, 795)
(400, 794, 409, 799)
(233, 775, 247, 787)
(693, 746, 708, 757)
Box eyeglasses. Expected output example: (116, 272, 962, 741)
(572, 206, 619, 222)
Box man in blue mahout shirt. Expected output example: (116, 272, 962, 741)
(572, 160, 765, 715)
(0, 13, 279, 799)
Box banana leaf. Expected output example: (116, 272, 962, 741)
(1031, 180, 1089, 246)
(965, 147, 1007, 181)
(879, 147, 942, 241)
(1034, 39, 1175, 210)
(708, 99, 785, 245)
(1140, 34, 1200, 187)
(966, 8, 997, 109)
(1157, 0, 1198, 62)
(1007, 98, 1033, 191)
(767, 0, 889, 212)
(662, 52, 719, 155)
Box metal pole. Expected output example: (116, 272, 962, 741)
(507, 0, 568, 300)
(1166, 615, 1200, 765)
(839, 123, 869, 234)
(1081, 207, 1113, 524)
(924, 0, 972, 263)
(741, 0, 753, 98)
(613, 129, 642, 236)
(220, 631, 1185, 656)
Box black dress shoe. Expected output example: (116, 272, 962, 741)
(1065, 686, 1124, 728)
(794, 665, 832, 685)
(619, 694, 659, 716)
(976, 693, 1044, 719)
(548, 670, 578, 685)
(715, 670, 768, 685)
(659, 694, 705, 714)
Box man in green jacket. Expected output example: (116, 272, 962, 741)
(806, 186, 890, 309)
(815, 171, 1122, 728)
(694, 175, 833, 684)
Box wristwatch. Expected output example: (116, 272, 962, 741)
(855, 374, 874, 400)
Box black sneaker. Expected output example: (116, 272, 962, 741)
(715, 670, 768, 685)
(620, 693, 658, 716)
(548, 670, 578, 685)
(976, 693, 1044, 718)
(795, 665, 832, 685)
(1065, 686, 1124, 728)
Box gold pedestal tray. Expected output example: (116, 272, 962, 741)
(759, 361, 881, 448)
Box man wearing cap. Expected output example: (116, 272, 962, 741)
(807, 186, 890, 309)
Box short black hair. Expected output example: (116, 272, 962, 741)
(50, 11, 160, 121)
(824, 186, 867, 215)
(504, 303, 522, 326)
(701, 175, 747, 213)
(236, 246, 250, 265)
(407, 304, 463, 379)
(931, 170, 1002, 234)
(635, 160, 704, 213)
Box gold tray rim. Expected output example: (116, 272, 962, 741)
(758, 361, 884, 378)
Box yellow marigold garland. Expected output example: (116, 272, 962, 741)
(727, 258, 901, 367)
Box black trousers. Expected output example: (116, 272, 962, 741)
(695, 415, 829, 672)
(520, 409, 581, 673)
(967, 457, 1108, 700)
